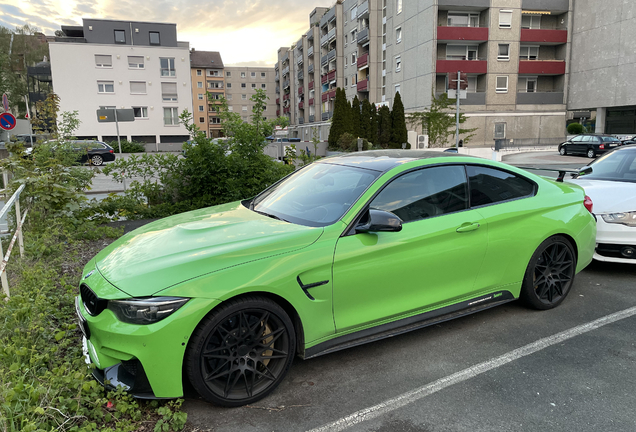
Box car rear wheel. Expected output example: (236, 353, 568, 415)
(559, 146, 567, 156)
(520, 236, 576, 310)
(586, 148, 595, 158)
(185, 296, 295, 407)
(91, 155, 104, 166)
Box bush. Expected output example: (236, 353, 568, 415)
(567, 123, 584, 134)
(108, 140, 146, 153)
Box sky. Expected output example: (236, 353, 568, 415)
(0, 0, 323, 66)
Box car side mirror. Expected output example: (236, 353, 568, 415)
(356, 209, 403, 233)
(579, 166, 593, 176)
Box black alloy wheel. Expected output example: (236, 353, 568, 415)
(559, 146, 567, 156)
(186, 296, 295, 407)
(521, 236, 576, 310)
(91, 154, 104, 166)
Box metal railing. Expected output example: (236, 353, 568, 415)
(0, 184, 27, 298)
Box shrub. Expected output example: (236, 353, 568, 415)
(567, 123, 584, 134)
(108, 140, 146, 153)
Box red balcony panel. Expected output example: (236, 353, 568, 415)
(520, 29, 567, 44)
(328, 89, 337, 99)
(276, 98, 280, 105)
(519, 60, 566, 75)
(309, 98, 315, 106)
(298, 87, 304, 95)
(283, 93, 290, 100)
(328, 70, 336, 82)
(299, 101, 304, 109)
(308, 81, 315, 90)
(357, 53, 369, 68)
(321, 74, 328, 84)
(437, 26, 488, 42)
(436, 59, 487, 74)
(322, 93, 328, 102)
(357, 79, 369, 92)
(276, 110, 280, 116)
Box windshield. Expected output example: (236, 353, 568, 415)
(602, 137, 620, 143)
(251, 163, 381, 227)
(581, 148, 636, 182)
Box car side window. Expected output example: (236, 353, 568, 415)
(467, 165, 535, 207)
(370, 166, 468, 223)
(571, 136, 583, 143)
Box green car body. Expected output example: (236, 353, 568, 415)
(76, 151, 596, 403)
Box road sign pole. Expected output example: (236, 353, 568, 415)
(455, 70, 460, 150)
(114, 109, 122, 154)
(24, 95, 34, 147)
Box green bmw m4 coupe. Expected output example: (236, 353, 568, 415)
(76, 150, 596, 406)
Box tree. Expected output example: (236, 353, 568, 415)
(406, 93, 476, 148)
(360, 99, 373, 145)
(390, 91, 408, 148)
(328, 88, 349, 149)
(350, 95, 361, 138)
(369, 103, 378, 146)
(567, 123, 584, 134)
(378, 105, 392, 148)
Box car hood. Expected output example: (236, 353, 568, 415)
(95, 201, 323, 297)
(567, 178, 636, 213)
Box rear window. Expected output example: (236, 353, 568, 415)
(467, 166, 536, 207)
(602, 137, 620, 143)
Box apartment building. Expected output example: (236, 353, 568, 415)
(225, 66, 277, 122)
(279, 0, 572, 146)
(49, 19, 192, 145)
(190, 50, 224, 137)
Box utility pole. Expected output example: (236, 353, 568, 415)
(455, 70, 461, 149)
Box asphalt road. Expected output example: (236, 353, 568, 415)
(181, 150, 636, 432)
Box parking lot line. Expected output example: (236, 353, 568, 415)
(307, 306, 636, 432)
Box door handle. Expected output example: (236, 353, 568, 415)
(456, 222, 480, 233)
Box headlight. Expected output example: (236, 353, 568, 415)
(601, 212, 636, 227)
(108, 297, 189, 325)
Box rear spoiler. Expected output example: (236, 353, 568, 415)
(516, 166, 580, 182)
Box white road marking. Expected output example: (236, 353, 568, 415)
(307, 306, 636, 432)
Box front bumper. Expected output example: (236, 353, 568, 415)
(593, 217, 636, 264)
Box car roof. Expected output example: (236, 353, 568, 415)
(317, 150, 468, 172)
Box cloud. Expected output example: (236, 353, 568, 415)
(1, 0, 321, 65)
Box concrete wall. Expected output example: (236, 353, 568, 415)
(82, 20, 178, 47)
(224, 66, 277, 121)
(567, 0, 636, 110)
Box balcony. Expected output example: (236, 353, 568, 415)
(517, 91, 564, 105)
(275, 86, 280, 94)
(308, 46, 314, 57)
(296, 39, 303, 49)
(297, 55, 304, 65)
(282, 66, 290, 76)
(328, 89, 336, 99)
(522, 0, 568, 11)
(275, 74, 280, 82)
(327, 49, 336, 62)
(299, 118, 305, 124)
(519, 60, 566, 75)
(328, 70, 336, 82)
(436, 59, 487, 74)
(309, 115, 315, 122)
(276, 98, 280, 105)
(282, 53, 288, 63)
(321, 74, 328, 84)
(520, 29, 567, 44)
(283, 80, 290, 89)
(321, 27, 336, 47)
(299, 101, 304, 109)
(357, 27, 369, 44)
(320, 7, 336, 27)
(276, 109, 280, 116)
(357, 53, 369, 69)
(322, 111, 333, 121)
(299, 87, 304, 95)
(322, 93, 328, 102)
(357, 0, 369, 18)
(437, 26, 488, 42)
(308, 64, 314, 74)
(309, 97, 315, 106)
(298, 70, 304, 80)
(357, 79, 369, 92)
(321, 54, 329, 66)
(283, 93, 290, 101)
(308, 81, 315, 90)
(306, 28, 314, 40)
(283, 107, 290, 114)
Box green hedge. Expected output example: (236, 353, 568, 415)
(108, 140, 146, 153)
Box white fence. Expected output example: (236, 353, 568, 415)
(0, 184, 27, 298)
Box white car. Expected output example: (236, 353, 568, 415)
(567, 145, 636, 263)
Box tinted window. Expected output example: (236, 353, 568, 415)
(371, 166, 468, 223)
(149, 32, 160, 45)
(571, 136, 583, 143)
(602, 136, 620, 143)
(581, 136, 592, 143)
(114, 30, 126, 43)
(467, 166, 535, 207)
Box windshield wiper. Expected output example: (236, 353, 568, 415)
(253, 209, 288, 222)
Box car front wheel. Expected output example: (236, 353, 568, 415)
(559, 146, 567, 156)
(91, 155, 104, 166)
(586, 148, 595, 158)
(185, 296, 296, 407)
(520, 236, 576, 310)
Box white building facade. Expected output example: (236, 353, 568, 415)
(49, 19, 192, 146)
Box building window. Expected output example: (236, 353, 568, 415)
(261, 72, 266, 78)
(226, 71, 231, 77)
(261, 84, 266, 89)
(197, 105, 203, 112)
(95, 55, 112, 68)
(163, 107, 179, 125)
(351, 29, 357, 41)
(494, 122, 506, 139)
(161, 82, 178, 102)
(351, 6, 358, 20)
(210, 117, 221, 124)
(149, 31, 160, 45)
(395, 84, 401, 94)
(252, 83, 256, 89)
(242, 106, 248, 111)
(97, 81, 115, 93)
(242, 94, 247, 100)
(227, 83, 232, 88)
(241, 83, 246, 88)
(114, 29, 126, 44)
(208, 70, 220, 77)
(351, 53, 357, 65)
(345, 35, 348, 45)
(160, 58, 176, 77)
(345, 77, 349, 86)
(521, 15, 541, 29)
(396, 27, 402, 43)
(199, 117, 205, 123)
(498, 44, 510, 61)
(228, 106, 233, 111)
(208, 82, 223, 89)
(395, 56, 401, 72)
(519, 77, 538, 93)
(197, 69, 202, 76)
(227, 94, 232, 100)
(352, 73, 358, 86)
(198, 94, 204, 100)
(499, 10, 513, 28)
(132, 107, 148, 118)
(128, 56, 144, 69)
(99, 106, 116, 110)
(129, 81, 146, 94)
(197, 82, 203, 88)
(447, 12, 479, 27)
(396, 0, 402, 14)
(251, 72, 256, 77)
(519, 46, 539, 60)
(241, 72, 246, 78)
(446, 45, 478, 60)
(496, 76, 508, 93)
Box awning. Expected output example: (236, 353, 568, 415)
(522, 10, 552, 15)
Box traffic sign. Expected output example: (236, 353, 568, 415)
(0, 112, 17, 130)
(2, 93, 8, 112)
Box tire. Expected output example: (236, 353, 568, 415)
(185, 296, 296, 407)
(520, 236, 576, 310)
(91, 155, 104, 166)
(586, 148, 595, 158)
(559, 146, 567, 156)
